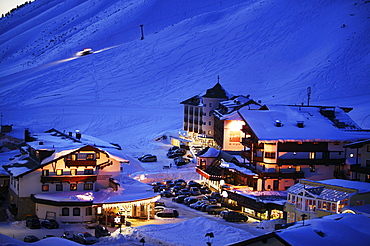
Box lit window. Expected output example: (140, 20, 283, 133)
(42, 170, 49, 176)
(84, 183, 93, 190)
(42, 184, 49, 191)
(309, 152, 316, 159)
(86, 154, 94, 160)
(70, 169, 77, 175)
(70, 183, 77, 191)
(56, 169, 63, 175)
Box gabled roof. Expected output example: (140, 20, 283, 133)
(344, 139, 370, 148)
(2, 128, 129, 178)
(202, 82, 232, 99)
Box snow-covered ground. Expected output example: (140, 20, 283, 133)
(1, 0, 370, 245)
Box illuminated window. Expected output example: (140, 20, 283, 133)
(42, 170, 49, 176)
(56, 169, 63, 175)
(84, 183, 93, 190)
(296, 166, 301, 172)
(86, 154, 94, 160)
(309, 152, 316, 159)
(42, 184, 49, 191)
(70, 169, 77, 175)
(70, 183, 77, 191)
(265, 152, 276, 158)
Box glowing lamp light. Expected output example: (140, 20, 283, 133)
(222, 191, 228, 198)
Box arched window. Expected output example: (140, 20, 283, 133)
(62, 207, 69, 216)
(73, 208, 80, 216)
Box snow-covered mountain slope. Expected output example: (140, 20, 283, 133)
(0, 0, 369, 151)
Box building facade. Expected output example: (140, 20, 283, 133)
(238, 105, 370, 191)
(3, 129, 159, 222)
(344, 139, 370, 182)
(285, 179, 370, 223)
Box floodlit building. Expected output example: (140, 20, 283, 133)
(238, 104, 370, 191)
(285, 179, 370, 223)
(2, 128, 160, 222)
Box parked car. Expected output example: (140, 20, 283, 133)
(167, 148, 186, 158)
(205, 205, 228, 215)
(155, 206, 166, 213)
(222, 211, 248, 222)
(138, 154, 157, 162)
(173, 179, 186, 186)
(200, 186, 212, 194)
(95, 225, 110, 238)
(155, 201, 166, 207)
(183, 197, 198, 206)
(189, 187, 201, 196)
(41, 219, 59, 229)
(74, 232, 98, 245)
(179, 188, 191, 196)
(172, 195, 188, 203)
(168, 146, 179, 152)
(156, 208, 179, 218)
(160, 190, 172, 198)
(61, 231, 75, 241)
(43, 235, 56, 239)
(24, 235, 39, 243)
(26, 217, 41, 229)
(187, 180, 202, 188)
(174, 156, 190, 166)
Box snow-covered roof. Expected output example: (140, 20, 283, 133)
(232, 186, 287, 206)
(220, 161, 256, 176)
(238, 105, 370, 142)
(196, 147, 220, 158)
(277, 213, 370, 246)
(32, 176, 159, 205)
(287, 179, 370, 202)
(94, 176, 160, 204)
(2, 129, 129, 178)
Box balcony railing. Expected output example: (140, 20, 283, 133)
(196, 168, 222, 181)
(258, 171, 305, 179)
(41, 175, 97, 183)
(350, 164, 370, 175)
(65, 160, 97, 167)
(277, 158, 344, 165)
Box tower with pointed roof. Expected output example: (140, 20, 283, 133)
(181, 77, 232, 144)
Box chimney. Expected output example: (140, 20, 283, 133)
(297, 121, 305, 128)
(76, 130, 81, 140)
(275, 120, 283, 127)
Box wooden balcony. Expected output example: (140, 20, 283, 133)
(41, 175, 97, 183)
(277, 158, 344, 165)
(196, 168, 222, 181)
(350, 164, 370, 175)
(65, 160, 97, 167)
(258, 171, 305, 179)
